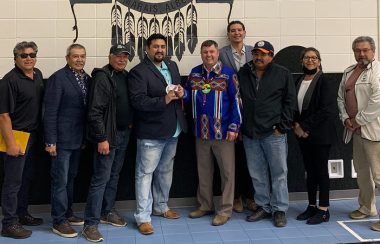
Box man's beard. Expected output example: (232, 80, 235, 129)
(358, 59, 370, 66)
(154, 53, 164, 63)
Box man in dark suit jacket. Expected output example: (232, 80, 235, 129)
(219, 20, 255, 214)
(43, 43, 90, 238)
(219, 20, 254, 73)
(128, 33, 187, 235)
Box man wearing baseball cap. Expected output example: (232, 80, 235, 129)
(238, 40, 296, 227)
(83, 44, 133, 242)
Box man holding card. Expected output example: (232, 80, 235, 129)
(128, 33, 187, 235)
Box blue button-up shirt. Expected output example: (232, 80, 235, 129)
(156, 61, 182, 137)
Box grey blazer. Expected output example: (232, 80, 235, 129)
(219, 44, 254, 72)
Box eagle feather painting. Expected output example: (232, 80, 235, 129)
(69, 0, 234, 60)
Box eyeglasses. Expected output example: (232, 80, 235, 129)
(354, 48, 372, 54)
(17, 53, 37, 59)
(303, 56, 319, 61)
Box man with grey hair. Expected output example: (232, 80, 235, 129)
(0, 41, 44, 239)
(337, 36, 380, 231)
(43, 43, 89, 238)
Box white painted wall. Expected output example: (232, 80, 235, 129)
(0, 0, 377, 77)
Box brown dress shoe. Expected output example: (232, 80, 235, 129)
(138, 222, 154, 235)
(212, 215, 230, 226)
(233, 197, 243, 213)
(371, 221, 380, 231)
(189, 209, 214, 218)
(153, 209, 180, 219)
(349, 209, 377, 219)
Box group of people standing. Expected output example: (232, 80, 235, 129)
(0, 18, 380, 243)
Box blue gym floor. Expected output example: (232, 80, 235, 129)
(1, 198, 380, 244)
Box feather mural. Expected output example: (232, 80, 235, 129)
(162, 14, 174, 58)
(124, 8, 136, 61)
(149, 14, 160, 35)
(137, 13, 148, 61)
(186, 2, 198, 54)
(111, 2, 122, 45)
(174, 10, 185, 61)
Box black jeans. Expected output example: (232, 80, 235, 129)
(84, 129, 131, 226)
(299, 141, 331, 207)
(1, 132, 38, 227)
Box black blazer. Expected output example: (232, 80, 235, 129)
(43, 65, 89, 149)
(128, 57, 187, 139)
(294, 72, 337, 144)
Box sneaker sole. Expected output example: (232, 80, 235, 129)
(69, 221, 84, 226)
(139, 229, 154, 235)
(100, 219, 127, 227)
(1, 231, 31, 239)
(52, 228, 78, 238)
(82, 231, 104, 242)
(350, 214, 376, 220)
(152, 212, 180, 219)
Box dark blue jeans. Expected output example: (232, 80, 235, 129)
(1, 132, 38, 227)
(51, 148, 81, 224)
(84, 129, 131, 226)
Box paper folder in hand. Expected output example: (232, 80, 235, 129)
(0, 130, 30, 153)
(343, 127, 353, 144)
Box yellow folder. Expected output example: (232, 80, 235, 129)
(0, 130, 30, 153)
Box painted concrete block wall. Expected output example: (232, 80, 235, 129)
(0, 0, 377, 77)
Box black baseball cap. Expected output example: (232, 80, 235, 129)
(109, 44, 130, 55)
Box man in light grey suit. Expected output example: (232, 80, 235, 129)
(219, 20, 256, 213)
(219, 20, 254, 72)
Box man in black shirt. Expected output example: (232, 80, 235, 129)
(238, 40, 296, 228)
(0, 41, 44, 239)
(83, 44, 133, 242)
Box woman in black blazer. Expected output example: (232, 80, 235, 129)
(293, 47, 337, 225)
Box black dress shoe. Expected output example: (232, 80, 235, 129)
(246, 207, 271, 222)
(273, 211, 287, 227)
(296, 205, 318, 220)
(19, 213, 43, 226)
(306, 209, 330, 225)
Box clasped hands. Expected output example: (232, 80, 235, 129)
(344, 118, 360, 131)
